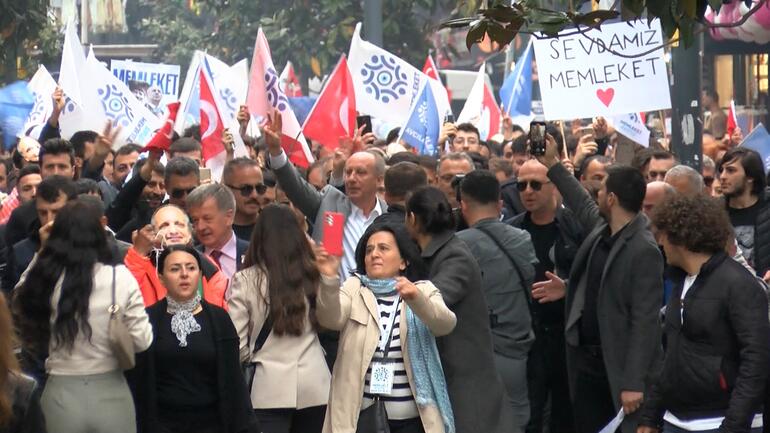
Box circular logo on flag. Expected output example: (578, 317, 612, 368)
(361, 55, 408, 103)
(98, 84, 135, 128)
(264, 67, 289, 111)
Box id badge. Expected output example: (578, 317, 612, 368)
(369, 359, 395, 395)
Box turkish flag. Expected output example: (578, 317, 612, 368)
(727, 100, 738, 136)
(302, 56, 356, 151)
(143, 101, 180, 153)
(199, 67, 225, 162)
(422, 54, 452, 102)
(280, 61, 303, 97)
(482, 83, 501, 139)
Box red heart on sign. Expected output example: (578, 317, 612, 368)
(596, 88, 615, 107)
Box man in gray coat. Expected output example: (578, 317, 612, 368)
(457, 170, 538, 433)
(263, 113, 387, 279)
(536, 135, 663, 433)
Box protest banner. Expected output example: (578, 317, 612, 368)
(533, 19, 672, 120)
(110, 60, 181, 116)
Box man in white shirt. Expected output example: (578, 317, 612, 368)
(262, 113, 387, 280)
(186, 183, 249, 282)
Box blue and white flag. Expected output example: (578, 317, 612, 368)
(0, 82, 34, 149)
(399, 80, 440, 156)
(740, 123, 770, 173)
(21, 65, 57, 139)
(499, 40, 533, 117)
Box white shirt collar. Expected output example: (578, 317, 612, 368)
(350, 199, 383, 220)
(206, 231, 238, 259)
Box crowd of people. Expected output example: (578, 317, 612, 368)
(0, 85, 765, 433)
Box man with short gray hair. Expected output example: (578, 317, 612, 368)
(664, 165, 704, 196)
(186, 183, 249, 281)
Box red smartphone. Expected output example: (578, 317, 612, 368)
(322, 212, 345, 257)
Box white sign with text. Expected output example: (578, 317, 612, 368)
(533, 19, 672, 120)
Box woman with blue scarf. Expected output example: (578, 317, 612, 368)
(315, 223, 456, 433)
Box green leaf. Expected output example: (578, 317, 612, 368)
(441, 16, 478, 29)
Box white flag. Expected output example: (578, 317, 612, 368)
(348, 22, 450, 126)
(84, 52, 161, 147)
(609, 113, 651, 147)
(175, 51, 203, 135)
(457, 64, 486, 128)
(21, 66, 57, 139)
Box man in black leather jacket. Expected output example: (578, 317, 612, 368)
(639, 194, 769, 433)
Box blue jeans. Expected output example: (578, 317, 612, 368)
(663, 420, 762, 433)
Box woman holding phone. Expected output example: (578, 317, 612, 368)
(315, 222, 456, 433)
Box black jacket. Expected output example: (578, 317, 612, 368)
(747, 190, 770, 277)
(507, 206, 585, 279)
(500, 177, 525, 219)
(640, 252, 769, 433)
(127, 299, 259, 433)
(106, 172, 153, 242)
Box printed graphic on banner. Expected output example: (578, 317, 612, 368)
(533, 19, 672, 120)
(110, 60, 181, 117)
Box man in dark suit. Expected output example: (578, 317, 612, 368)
(536, 135, 663, 433)
(186, 183, 249, 284)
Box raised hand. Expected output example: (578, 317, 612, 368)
(395, 277, 419, 300)
(262, 111, 283, 156)
(314, 244, 341, 278)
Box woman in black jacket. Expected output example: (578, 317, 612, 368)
(128, 244, 259, 433)
(639, 195, 769, 433)
(404, 186, 516, 433)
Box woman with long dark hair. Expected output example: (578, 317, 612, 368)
(405, 186, 516, 433)
(14, 199, 153, 433)
(130, 244, 258, 433)
(228, 204, 330, 433)
(0, 293, 46, 433)
(315, 222, 456, 433)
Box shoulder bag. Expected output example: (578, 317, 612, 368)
(108, 266, 136, 370)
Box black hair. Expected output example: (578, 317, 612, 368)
(170, 137, 202, 156)
(39, 138, 75, 166)
(460, 169, 500, 206)
(406, 186, 455, 234)
(511, 124, 524, 134)
(456, 123, 480, 139)
(157, 244, 203, 276)
(115, 143, 142, 158)
(386, 128, 401, 144)
(720, 147, 766, 195)
(354, 222, 427, 281)
(385, 162, 428, 199)
(74, 178, 101, 198)
(466, 152, 489, 170)
(387, 152, 420, 166)
(512, 134, 528, 154)
(133, 158, 165, 178)
(15, 199, 111, 353)
(37, 175, 77, 204)
(69, 131, 99, 159)
(164, 156, 200, 184)
(580, 155, 612, 178)
(181, 125, 201, 142)
(417, 155, 438, 172)
(605, 165, 647, 213)
(17, 163, 40, 181)
(703, 87, 719, 102)
(263, 170, 277, 188)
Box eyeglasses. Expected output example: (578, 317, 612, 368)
(170, 187, 196, 199)
(516, 180, 551, 192)
(703, 176, 714, 187)
(226, 183, 268, 197)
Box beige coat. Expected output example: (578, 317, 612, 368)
(317, 275, 457, 433)
(228, 266, 331, 409)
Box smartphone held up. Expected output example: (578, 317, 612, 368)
(529, 121, 547, 156)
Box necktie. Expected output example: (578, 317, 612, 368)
(210, 250, 223, 270)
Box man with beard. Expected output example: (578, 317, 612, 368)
(536, 135, 663, 433)
(106, 151, 166, 243)
(718, 148, 770, 281)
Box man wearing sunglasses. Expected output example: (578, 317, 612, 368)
(223, 157, 265, 241)
(508, 159, 584, 433)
